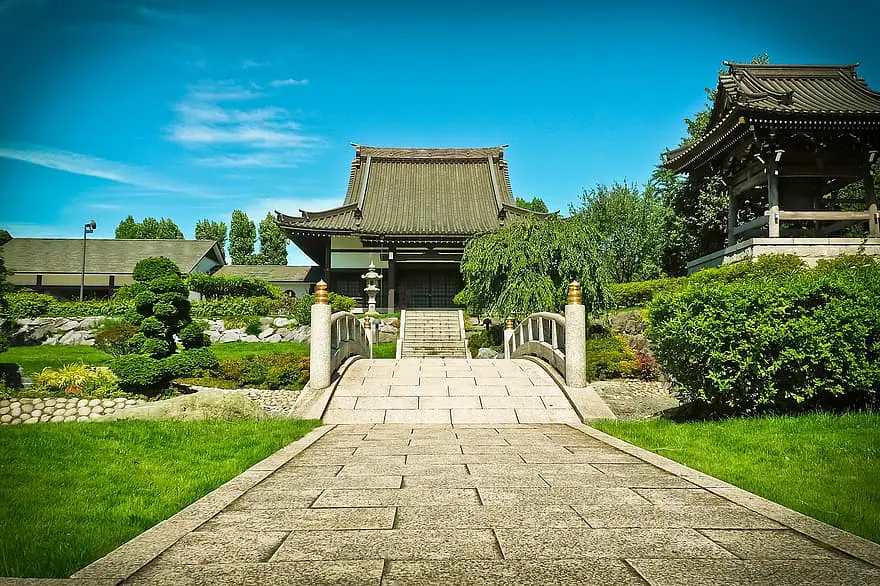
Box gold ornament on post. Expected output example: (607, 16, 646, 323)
(364, 316, 371, 327)
(505, 317, 514, 329)
(314, 280, 329, 305)
(567, 281, 582, 305)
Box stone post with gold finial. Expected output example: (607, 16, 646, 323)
(503, 316, 515, 359)
(364, 315, 373, 358)
(564, 281, 587, 388)
(309, 280, 332, 389)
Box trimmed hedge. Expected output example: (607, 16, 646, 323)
(647, 257, 880, 416)
(4, 291, 134, 318)
(187, 273, 282, 299)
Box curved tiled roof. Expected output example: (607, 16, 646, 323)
(667, 63, 880, 173)
(278, 145, 548, 236)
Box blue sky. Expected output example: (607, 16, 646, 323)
(2, 0, 879, 265)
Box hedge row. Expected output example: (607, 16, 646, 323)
(647, 255, 880, 416)
(186, 273, 282, 300)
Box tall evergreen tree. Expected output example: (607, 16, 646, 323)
(116, 216, 183, 239)
(229, 210, 256, 264)
(195, 219, 228, 261)
(254, 212, 288, 265)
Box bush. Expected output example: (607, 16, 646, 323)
(585, 332, 639, 380)
(163, 348, 219, 378)
(328, 292, 356, 312)
(187, 273, 282, 299)
(94, 320, 140, 356)
(5, 290, 54, 318)
(291, 294, 313, 325)
(191, 297, 284, 318)
(179, 321, 209, 349)
(109, 354, 167, 395)
(131, 256, 180, 282)
(467, 325, 504, 357)
(215, 353, 309, 390)
(244, 316, 262, 336)
(647, 261, 880, 416)
(611, 278, 685, 309)
(33, 364, 120, 398)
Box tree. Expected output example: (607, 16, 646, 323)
(195, 219, 228, 261)
(572, 181, 668, 283)
(115, 216, 183, 240)
(229, 210, 256, 264)
(253, 212, 288, 265)
(515, 196, 549, 213)
(0, 246, 11, 354)
(653, 53, 770, 275)
(457, 216, 611, 318)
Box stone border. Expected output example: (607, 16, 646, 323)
(0, 397, 147, 425)
(521, 356, 616, 420)
(60, 424, 335, 583)
(570, 422, 880, 568)
(291, 355, 362, 420)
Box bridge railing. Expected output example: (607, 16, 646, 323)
(504, 282, 587, 388)
(309, 281, 372, 389)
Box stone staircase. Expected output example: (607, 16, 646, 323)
(400, 310, 468, 358)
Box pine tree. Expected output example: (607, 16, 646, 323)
(195, 219, 228, 261)
(254, 212, 288, 265)
(229, 210, 256, 264)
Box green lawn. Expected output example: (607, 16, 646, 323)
(592, 412, 880, 544)
(372, 341, 397, 359)
(0, 419, 319, 578)
(209, 341, 309, 359)
(0, 346, 111, 375)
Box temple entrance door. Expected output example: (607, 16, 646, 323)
(398, 267, 461, 308)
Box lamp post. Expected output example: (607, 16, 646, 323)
(79, 220, 96, 301)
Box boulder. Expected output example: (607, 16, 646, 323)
(289, 326, 311, 343)
(106, 390, 267, 421)
(259, 317, 274, 325)
(275, 328, 292, 341)
(476, 347, 500, 359)
(218, 331, 241, 343)
(80, 317, 102, 329)
(383, 318, 401, 328)
(59, 330, 89, 345)
(378, 331, 398, 343)
(207, 330, 223, 343)
(273, 317, 291, 328)
(242, 335, 261, 343)
(379, 324, 398, 334)
(266, 333, 283, 343)
(258, 328, 275, 340)
(608, 310, 646, 335)
(57, 319, 82, 332)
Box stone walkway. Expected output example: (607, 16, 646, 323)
(74, 423, 880, 585)
(323, 358, 582, 424)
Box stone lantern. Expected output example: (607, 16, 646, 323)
(361, 261, 383, 313)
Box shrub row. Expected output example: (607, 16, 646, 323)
(647, 256, 880, 416)
(187, 273, 282, 299)
(4, 291, 134, 318)
(110, 348, 219, 395)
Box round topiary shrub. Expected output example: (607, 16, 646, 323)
(110, 354, 168, 394)
(163, 348, 219, 378)
(179, 321, 209, 349)
(131, 257, 181, 282)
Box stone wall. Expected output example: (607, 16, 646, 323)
(0, 396, 147, 425)
(9, 316, 400, 346)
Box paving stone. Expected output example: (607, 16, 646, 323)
(634, 488, 735, 507)
(451, 408, 518, 424)
(126, 560, 385, 586)
(338, 462, 469, 477)
(627, 558, 880, 586)
(448, 385, 508, 396)
(325, 396, 357, 409)
(355, 396, 418, 410)
(403, 471, 549, 488)
(418, 396, 482, 410)
(333, 386, 390, 397)
(270, 465, 342, 477)
(700, 529, 846, 559)
(155, 530, 288, 565)
(572, 503, 785, 529)
(395, 504, 587, 529)
(272, 529, 501, 561)
(496, 527, 734, 559)
(289, 454, 405, 467)
(322, 409, 386, 424)
(516, 408, 581, 423)
(311, 487, 480, 507)
(383, 409, 452, 424)
(404, 453, 525, 465)
(541, 395, 572, 408)
(199, 507, 396, 531)
(407, 429, 458, 440)
(354, 442, 461, 455)
(477, 486, 650, 506)
(558, 447, 642, 462)
(479, 395, 545, 409)
(250, 474, 403, 491)
(227, 489, 322, 509)
(390, 384, 448, 396)
(383, 559, 646, 585)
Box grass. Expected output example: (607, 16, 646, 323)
(209, 341, 309, 359)
(0, 346, 111, 375)
(0, 418, 320, 578)
(372, 341, 397, 359)
(592, 412, 880, 544)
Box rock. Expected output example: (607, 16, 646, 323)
(40, 414, 50, 422)
(0, 414, 10, 423)
(258, 328, 275, 340)
(88, 412, 103, 420)
(28, 323, 58, 343)
(80, 317, 102, 329)
(10, 407, 21, 417)
(273, 317, 290, 328)
(64, 416, 76, 422)
(92, 405, 104, 414)
(218, 332, 241, 343)
(276, 328, 292, 340)
(59, 330, 89, 345)
(383, 318, 401, 328)
(242, 335, 260, 343)
(23, 417, 38, 424)
(33, 401, 44, 410)
(378, 331, 398, 343)
(64, 407, 77, 416)
(77, 398, 88, 407)
(10, 418, 21, 424)
(30, 409, 42, 418)
(259, 317, 274, 325)
(0, 400, 8, 407)
(623, 333, 651, 353)
(114, 397, 126, 404)
(266, 333, 282, 343)
(379, 324, 398, 334)
(106, 390, 267, 421)
(77, 416, 89, 422)
(101, 399, 115, 408)
(44, 399, 56, 407)
(290, 326, 311, 343)
(476, 347, 500, 359)
(125, 399, 136, 405)
(77, 406, 91, 416)
(57, 319, 81, 332)
(19, 398, 32, 404)
(0, 407, 8, 416)
(20, 403, 33, 414)
(104, 407, 115, 415)
(87, 399, 100, 407)
(207, 330, 223, 343)
(50, 415, 64, 422)
(608, 309, 647, 335)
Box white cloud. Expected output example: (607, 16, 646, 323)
(242, 59, 270, 69)
(186, 80, 261, 102)
(194, 152, 310, 169)
(0, 144, 224, 199)
(270, 78, 309, 88)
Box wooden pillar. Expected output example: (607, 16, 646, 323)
(387, 248, 397, 312)
(767, 160, 781, 238)
(726, 185, 738, 246)
(323, 243, 331, 290)
(866, 172, 880, 237)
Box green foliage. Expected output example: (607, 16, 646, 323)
(252, 212, 288, 265)
(178, 321, 209, 349)
(4, 291, 133, 318)
(32, 364, 120, 398)
(214, 353, 310, 390)
(115, 216, 183, 239)
(647, 260, 880, 416)
(5, 290, 54, 318)
(163, 348, 218, 378)
(515, 196, 549, 213)
(585, 332, 639, 380)
(244, 316, 262, 336)
(191, 296, 286, 318)
(229, 210, 256, 265)
(572, 180, 669, 283)
(459, 216, 611, 318)
(0, 346, 111, 375)
(126, 333, 170, 358)
(131, 257, 181, 282)
(109, 354, 168, 394)
(328, 292, 356, 312)
(194, 219, 227, 261)
(467, 325, 504, 358)
(94, 320, 140, 356)
(186, 273, 281, 299)
(611, 277, 686, 308)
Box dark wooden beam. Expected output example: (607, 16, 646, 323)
(777, 210, 872, 221)
(778, 165, 863, 178)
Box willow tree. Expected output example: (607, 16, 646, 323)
(457, 216, 610, 318)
